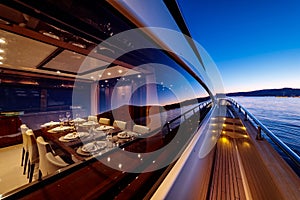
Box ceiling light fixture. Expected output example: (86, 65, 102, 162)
(0, 56, 4, 60)
(42, 32, 60, 40)
(107, 72, 111, 76)
(0, 49, 4, 53)
(71, 42, 86, 49)
(118, 69, 123, 74)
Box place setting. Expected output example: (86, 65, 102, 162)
(48, 125, 73, 133)
(76, 140, 108, 156)
(58, 131, 90, 142)
(96, 125, 115, 131)
(40, 121, 60, 128)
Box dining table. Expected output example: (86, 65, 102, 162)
(39, 119, 136, 163)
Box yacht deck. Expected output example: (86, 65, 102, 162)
(208, 104, 299, 200)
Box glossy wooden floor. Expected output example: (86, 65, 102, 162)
(214, 104, 300, 200)
(209, 117, 284, 200)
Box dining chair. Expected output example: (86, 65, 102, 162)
(133, 124, 150, 134)
(26, 129, 39, 183)
(20, 124, 29, 173)
(88, 115, 98, 123)
(36, 136, 68, 180)
(113, 120, 127, 130)
(99, 117, 110, 125)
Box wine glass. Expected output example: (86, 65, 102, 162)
(66, 111, 71, 121)
(59, 114, 64, 127)
(106, 133, 113, 148)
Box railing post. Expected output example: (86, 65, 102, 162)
(244, 113, 248, 121)
(256, 125, 262, 140)
(166, 122, 170, 134)
(238, 106, 241, 112)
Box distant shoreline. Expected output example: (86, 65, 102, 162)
(226, 88, 300, 97)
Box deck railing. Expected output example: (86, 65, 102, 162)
(228, 98, 300, 168)
(164, 100, 211, 134)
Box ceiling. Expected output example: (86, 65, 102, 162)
(0, 4, 142, 83)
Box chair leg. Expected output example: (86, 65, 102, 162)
(21, 148, 25, 166)
(38, 170, 42, 181)
(23, 152, 29, 175)
(28, 163, 35, 183)
(27, 160, 30, 179)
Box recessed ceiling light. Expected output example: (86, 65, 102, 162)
(0, 61, 3, 65)
(0, 56, 3, 60)
(0, 49, 4, 53)
(137, 74, 141, 78)
(0, 38, 6, 44)
(105, 80, 108, 83)
(98, 74, 102, 77)
(118, 69, 123, 74)
(107, 72, 111, 76)
(56, 70, 61, 74)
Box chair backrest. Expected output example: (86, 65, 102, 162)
(133, 125, 150, 134)
(20, 124, 29, 151)
(26, 129, 39, 164)
(88, 115, 98, 123)
(36, 136, 52, 177)
(99, 118, 110, 125)
(45, 152, 68, 173)
(113, 120, 127, 130)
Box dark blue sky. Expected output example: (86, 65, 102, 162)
(178, 0, 300, 92)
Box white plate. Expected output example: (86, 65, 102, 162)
(96, 125, 114, 131)
(41, 121, 60, 127)
(126, 131, 139, 137)
(72, 118, 86, 123)
(51, 126, 71, 132)
(81, 121, 98, 126)
(63, 133, 78, 140)
(117, 131, 131, 139)
(81, 141, 107, 153)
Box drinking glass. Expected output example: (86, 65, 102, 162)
(59, 114, 64, 127)
(66, 111, 71, 121)
(106, 133, 113, 148)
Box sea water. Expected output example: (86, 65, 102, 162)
(233, 96, 300, 175)
(233, 96, 300, 155)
